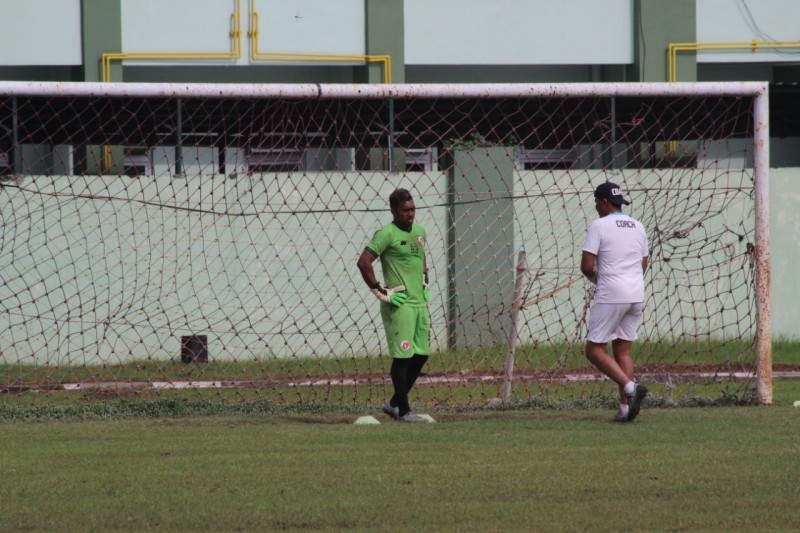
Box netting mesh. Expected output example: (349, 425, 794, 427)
(0, 83, 763, 406)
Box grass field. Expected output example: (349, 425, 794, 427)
(8, 338, 798, 386)
(1, 380, 798, 531)
(2, 338, 796, 412)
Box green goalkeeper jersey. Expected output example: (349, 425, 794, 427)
(367, 222, 427, 307)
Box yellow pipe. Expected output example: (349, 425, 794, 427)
(100, 0, 393, 169)
(249, 6, 391, 83)
(668, 39, 800, 82)
(665, 39, 800, 157)
(100, 1, 242, 170)
(102, 0, 242, 82)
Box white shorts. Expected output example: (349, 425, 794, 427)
(586, 302, 644, 344)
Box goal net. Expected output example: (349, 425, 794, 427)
(0, 81, 771, 409)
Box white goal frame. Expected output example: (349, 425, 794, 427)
(0, 80, 772, 404)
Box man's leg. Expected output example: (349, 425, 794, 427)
(406, 354, 428, 391)
(612, 338, 635, 404)
(614, 303, 647, 421)
(394, 307, 431, 408)
(587, 340, 641, 422)
(586, 304, 632, 388)
(382, 305, 416, 417)
(585, 341, 632, 387)
(389, 357, 412, 416)
(389, 354, 427, 413)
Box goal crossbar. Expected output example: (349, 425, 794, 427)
(0, 80, 767, 100)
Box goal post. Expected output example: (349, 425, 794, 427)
(752, 87, 771, 405)
(0, 81, 771, 406)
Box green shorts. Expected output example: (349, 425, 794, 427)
(380, 303, 430, 359)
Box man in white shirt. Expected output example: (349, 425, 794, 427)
(581, 182, 649, 422)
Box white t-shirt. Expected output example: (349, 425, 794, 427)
(582, 212, 648, 304)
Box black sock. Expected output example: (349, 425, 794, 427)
(390, 358, 411, 416)
(406, 354, 428, 391)
(390, 355, 428, 416)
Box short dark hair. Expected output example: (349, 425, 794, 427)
(389, 188, 413, 209)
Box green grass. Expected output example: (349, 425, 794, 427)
(1, 381, 799, 531)
(0, 339, 794, 414)
(773, 336, 800, 364)
(4, 338, 793, 386)
(0, 377, 763, 419)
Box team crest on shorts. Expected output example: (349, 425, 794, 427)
(400, 340, 411, 351)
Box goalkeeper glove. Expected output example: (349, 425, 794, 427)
(423, 270, 430, 302)
(371, 283, 407, 306)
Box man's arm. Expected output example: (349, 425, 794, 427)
(422, 252, 430, 302)
(580, 251, 597, 284)
(357, 248, 406, 305)
(641, 256, 649, 273)
(357, 248, 380, 288)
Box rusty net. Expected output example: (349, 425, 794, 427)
(0, 83, 765, 409)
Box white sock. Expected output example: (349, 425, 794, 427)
(618, 403, 629, 416)
(623, 381, 636, 395)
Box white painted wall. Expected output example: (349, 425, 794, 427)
(405, 0, 633, 65)
(6, 163, 794, 365)
(121, 0, 365, 66)
(122, 0, 238, 56)
(770, 168, 800, 339)
(0, 0, 82, 66)
(697, 0, 800, 63)
(254, 0, 364, 56)
(6, 0, 800, 70)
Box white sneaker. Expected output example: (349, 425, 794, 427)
(398, 412, 426, 423)
(382, 402, 399, 420)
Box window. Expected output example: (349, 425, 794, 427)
(515, 148, 577, 170)
(404, 148, 436, 172)
(0, 152, 10, 176)
(123, 147, 152, 177)
(247, 149, 305, 173)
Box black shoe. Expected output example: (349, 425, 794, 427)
(612, 412, 630, 423)
(626, 384, 648, 422)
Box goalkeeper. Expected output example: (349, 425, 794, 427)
(357, 188, 430, 423)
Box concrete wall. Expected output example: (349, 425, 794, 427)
(0, 0, 82, 66)
(121, 0, 365, 67)
(0, 166, 794, 365)
(769, 168, 800, 339)
(697, 0, 800, 63)
(4, 0, 800, 86)
(404, 0, 633, 66)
